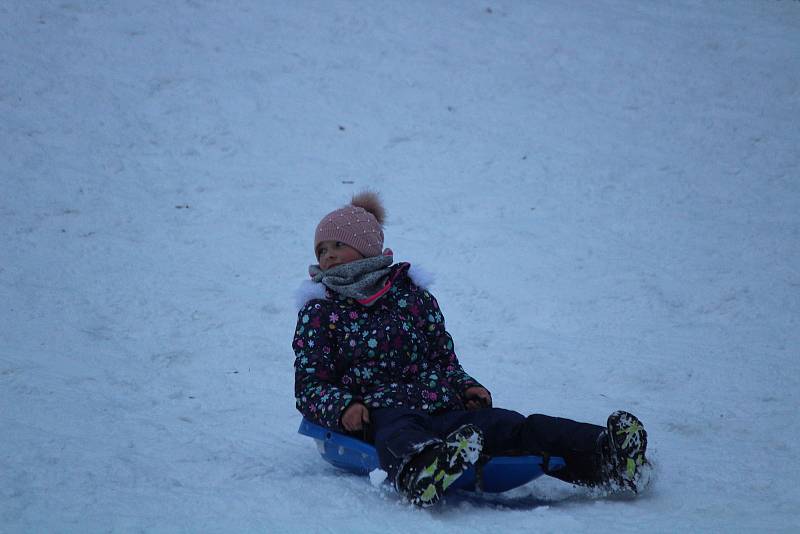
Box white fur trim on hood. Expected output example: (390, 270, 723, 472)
(407, 264, 434, 290)
(294, 279, 327, 311)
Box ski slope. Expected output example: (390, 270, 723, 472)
(2, 1, 799, 532)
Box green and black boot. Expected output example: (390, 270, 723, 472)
(399, 424, 484, 507)
(601, 410, 650, 493)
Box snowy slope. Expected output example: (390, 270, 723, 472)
(2, 1, 799, 532)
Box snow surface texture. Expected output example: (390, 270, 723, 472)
(1, 1, 799, 532)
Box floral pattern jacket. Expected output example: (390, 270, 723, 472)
(292, 263, 483, 431)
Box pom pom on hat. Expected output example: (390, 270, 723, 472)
(351, 190, 386, 226)
(314, 190, 386, 258)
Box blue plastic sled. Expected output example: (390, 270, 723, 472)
(299, 418, 565, 493)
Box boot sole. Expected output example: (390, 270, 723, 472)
(409, 424, 484, 507)
(607, 411, 648, 492)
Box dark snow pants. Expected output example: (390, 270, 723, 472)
(368, 407, 606, 487)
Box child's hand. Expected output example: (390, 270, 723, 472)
(342, 402, 370, 432)
(464, 386, 492, 410)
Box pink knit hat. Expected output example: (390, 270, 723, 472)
(314, 191, 386, 258)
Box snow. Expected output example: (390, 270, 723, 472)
(369, 469, 388, 488)
(1, 0, 799, 531)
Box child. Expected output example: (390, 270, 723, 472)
(293, 191, 650, 507)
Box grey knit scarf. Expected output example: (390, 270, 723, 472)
(308, 255, 394, 304)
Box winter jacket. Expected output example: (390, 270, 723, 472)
(292, 262, 483, 431)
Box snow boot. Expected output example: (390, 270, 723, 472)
(398, 424, 484, 507)
(599, 410, 650, 493)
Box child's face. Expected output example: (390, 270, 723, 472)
(316, 240, 364, 271)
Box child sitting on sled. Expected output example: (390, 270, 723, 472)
(292, 191, 650, 507)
